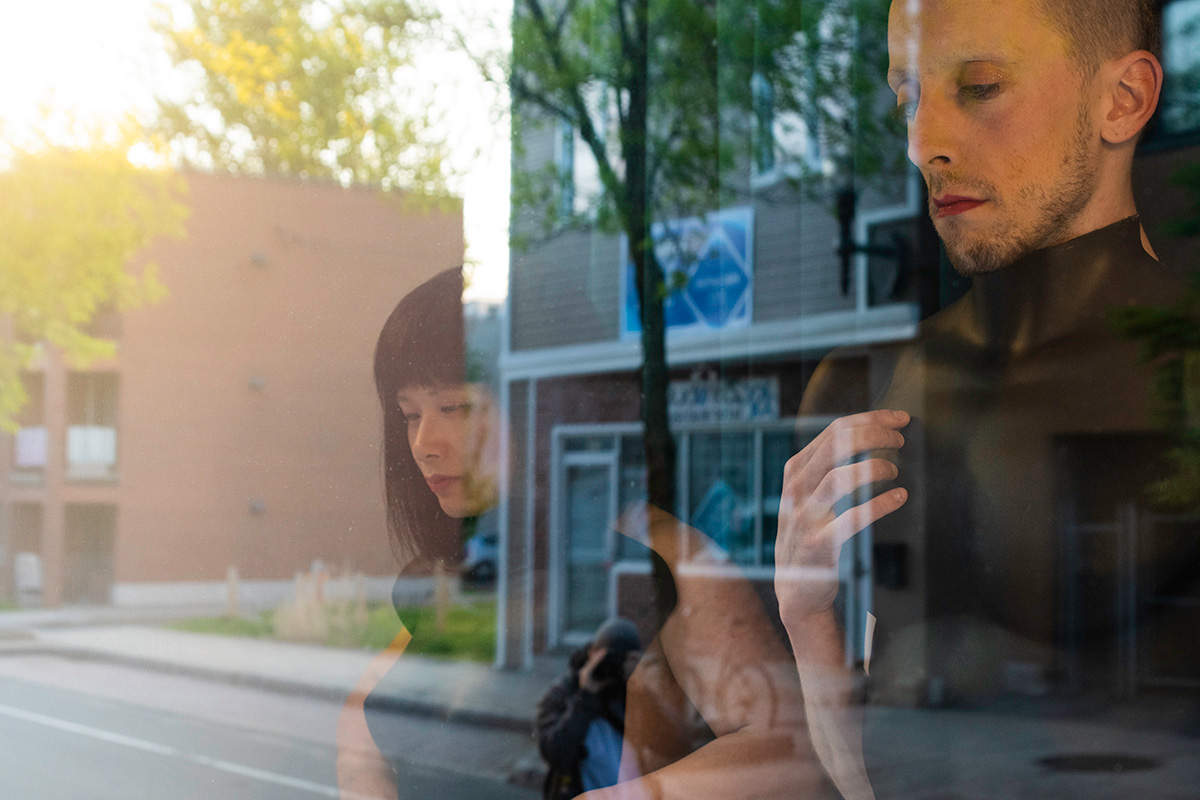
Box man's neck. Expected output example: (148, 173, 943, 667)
(1063, 166, 1139, 249)
(960, 216, 1148, 353)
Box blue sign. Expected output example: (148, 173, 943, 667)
(621, 207, 754, 336)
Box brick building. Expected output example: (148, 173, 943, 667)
(1, 172, 463, 608)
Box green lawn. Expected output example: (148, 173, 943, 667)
(168, 599, 497, 662)
(171, 614, 274, 638)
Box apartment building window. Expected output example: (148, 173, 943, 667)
(555, 84, 618, 219)
(1161, 0, 1200, 136)
(85, 302, 122, 341)
(751, 70, 821, 184)
(66, 372, 118, 479)
(556, 118, 576, 219)
(64, 504, 116, 605)
(12, 373, 46, 477)
(8, 503, 43, 607)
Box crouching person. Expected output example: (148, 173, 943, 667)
(536, 619, 643, 800)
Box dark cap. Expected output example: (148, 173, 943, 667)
(592, 618, 641, 655)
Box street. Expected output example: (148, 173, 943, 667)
(0, 654, 539, 799)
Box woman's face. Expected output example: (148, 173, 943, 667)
(397, 383, 500, 518)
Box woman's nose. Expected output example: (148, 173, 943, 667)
(411, 417, 447, 460)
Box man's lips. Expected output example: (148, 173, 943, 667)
(425, 475, 460, 493)
(933, 195, 987, 218)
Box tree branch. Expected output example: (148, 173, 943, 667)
(615, 0, 634, 58)
(553, 0, 580, 42)
(518, 0, 627, 228)
(510, 77, 576, 125)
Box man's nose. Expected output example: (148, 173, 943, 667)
(906, 94, 958, 170)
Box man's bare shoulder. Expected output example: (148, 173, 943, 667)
(798, 296, 978, 419)
(799, 342, 908, 417)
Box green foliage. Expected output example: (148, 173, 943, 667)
(152, 0, 449, 194)
(371, 600, 497, 661)
(797, 0, 904, 185)
(172, 613, 276, 637)
(0, 144, 187, 430)
(1110, 289, 1200, 510)
(168, 599, 497, 661)
(509, 0, 733, 238)
(1165, 161, 1200, 238)
(508, 0, 902, 241)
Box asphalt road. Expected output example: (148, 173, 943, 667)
(0, 656, 539, 800)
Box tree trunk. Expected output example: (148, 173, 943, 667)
(624, 0, 678, 623)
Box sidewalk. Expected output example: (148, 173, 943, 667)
(7, 613, 1198, 798)
(0, 611, 563, 733)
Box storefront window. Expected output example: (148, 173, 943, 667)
(687, 431, 755, 565)
(760, 430, 800, 566)
(6, 2, 1200, 799)
(1163, 0, 1200, 135)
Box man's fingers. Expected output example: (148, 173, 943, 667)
(811, 457, 899, 508)
(826, 423, 905, 468)
(831, 487, 909, 549)
(785, 424, 905, 501)
(786, 409, 908, 477)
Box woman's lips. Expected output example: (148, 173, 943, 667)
(934, 195, 987, 218)
(425, 475, 460, 493)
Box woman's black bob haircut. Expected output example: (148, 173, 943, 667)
(374, 267, 467, 568)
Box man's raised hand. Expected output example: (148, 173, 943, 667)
(775, 409, 909, 629)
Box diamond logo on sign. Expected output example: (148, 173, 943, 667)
(687, 229, 750, 328)
(622, 207, 755, 336)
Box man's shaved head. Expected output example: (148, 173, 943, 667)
(888, 0, 1164, 274)
(1038, 0, 1161, 76)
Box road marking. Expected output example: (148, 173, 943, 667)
(0, 702, 387, 799)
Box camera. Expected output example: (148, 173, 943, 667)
(591, 649, 629, 686)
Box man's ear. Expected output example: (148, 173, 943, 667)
(1100, 50, 1163, 145)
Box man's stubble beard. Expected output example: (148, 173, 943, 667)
(930, 103, 1099, 276)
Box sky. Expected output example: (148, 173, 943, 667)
(0, 0, 512, 302)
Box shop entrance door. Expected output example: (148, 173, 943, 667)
(560, 453, 618, 644)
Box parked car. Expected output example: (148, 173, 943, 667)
(462, 532, 499, 586)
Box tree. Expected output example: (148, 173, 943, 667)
(797, 0, 900, 187)
(1110, 273, 1200, 511)
(0, 143, 187, 430)
(500, 4, 918, 795)
(152, 0, 449, 194)
(507, 0, 895, 537)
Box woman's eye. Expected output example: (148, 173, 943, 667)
(400, 411, 419, 424)
(961, 83, 1000, 102)
(442, 403, 472, 415)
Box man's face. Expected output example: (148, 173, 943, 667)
(888, 0, 1101, 274)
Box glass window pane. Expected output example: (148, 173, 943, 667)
(761, 430, 800, 567)
(615, 435, 648, 562)
(564, 434, 615, 454)
(688, 431, 755, 565)
(1163, 0, 1200, 134)
(563, 463, 612, 636)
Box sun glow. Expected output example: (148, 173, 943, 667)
(0, 0, 512, 301)
(0, 0, 170, 148)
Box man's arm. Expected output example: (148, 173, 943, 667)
(595, 506, 830, 800)
(784, 608, 872, 800)
(773, 403, 910, 800)
(535, 668, 603, 772)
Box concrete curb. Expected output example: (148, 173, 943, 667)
(0, 639, 536, 733)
